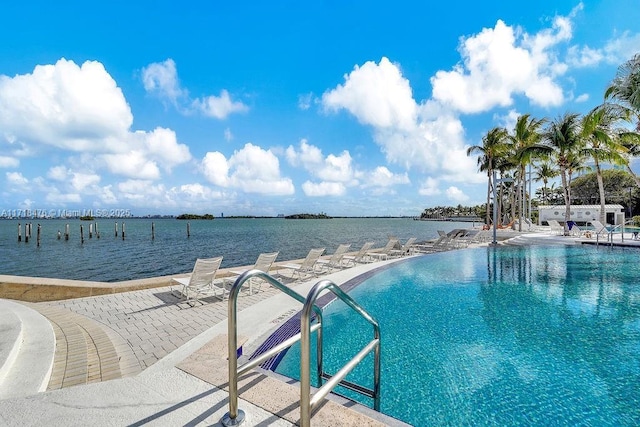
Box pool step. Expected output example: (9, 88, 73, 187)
(502, 234, 578, 246)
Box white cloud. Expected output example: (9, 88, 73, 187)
(0, 59, 132, 151)
(575, 93, 589, 103)
(568, 31, 640, 67)
(493, 109, 521, 131)
(174, 183, 224, 200)
(446, 186, 469, 202)
(70, 172, 100, 192)
(142, 59, 248, 120)
(362, 166, 410, 188)
(224, 128, 233, 141)
(102, 151, 160, 180)
(298, 92, 314, 110)
(45, 191, 81, 204)
(141, 59, 185, 104)
(137, 127, 192, 170)
(0, 59, 192, 182)
(321, 59, 484, 185)
(6, 171, 28, 187)
(192, 89, 249, 119)
(322, 57, 417, 131)
(202, 143, 294, 195)
(302, 181, 346, 197)
(419, 178, 441, 196)
(431, 15, 571, 113)
(286, 139, 357, 184)
(0, 156, 19, 168)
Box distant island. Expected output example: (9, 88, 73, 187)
(79, 215, 95, 221)
(285, 213, 332, 219)
(176, 213, 215, 220)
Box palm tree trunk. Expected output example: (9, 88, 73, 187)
(595, 159, 606, 223)
(486, 170, 492, 226)
(625, 164, 640, 188)
(560, 167, 571, 236)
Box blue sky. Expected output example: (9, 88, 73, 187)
(1, 1, 639, 217)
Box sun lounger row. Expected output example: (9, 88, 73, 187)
(170, 233, 480, 306)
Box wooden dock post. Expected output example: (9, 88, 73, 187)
(18, 223, 22, 242)
(95, 222, 100, 239)
(65, 224, 70, 241)
(80, 225, 84, 244)
(25, 223, 29, 243)
(37, 224, 41, 247)
(187, 222, 190, 238)
(89, 223, 93, 238)
(122, 222, 125, 240)
(57, 230, 61, 240)
(115, 222, 118, 237)
(151, 222, 155, 240)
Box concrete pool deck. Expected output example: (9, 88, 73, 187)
(2, 228, 640, 425)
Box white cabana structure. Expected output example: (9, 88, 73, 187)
(538, 205, 625, 226)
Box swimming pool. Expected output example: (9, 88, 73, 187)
(273, 245, 640, 426)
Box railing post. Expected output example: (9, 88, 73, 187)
(221, 279, 245, 426)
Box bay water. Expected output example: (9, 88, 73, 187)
(0, 218, 474, 282)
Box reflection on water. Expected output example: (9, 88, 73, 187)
(275, 245, 640, 426)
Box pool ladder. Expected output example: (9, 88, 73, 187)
(221, 270, 381, 427)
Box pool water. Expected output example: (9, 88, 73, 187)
(274, 245, 640, 426)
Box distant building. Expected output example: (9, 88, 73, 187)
(538, 204, 625, 226)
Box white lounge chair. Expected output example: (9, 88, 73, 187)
(281, 248, 325, 281)
(367, 238, 400, 262)
(342, 242, 375, 267)
(316, 244, 351, 272)
(547, 219, 565, 235)
(389, 237, 417, 257)
(226, 252, 279, 294)
(414, 235, 453, 253)
(170, 257, 224, 305)
(589, 220, 610, 240)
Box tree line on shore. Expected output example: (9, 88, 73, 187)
(465, 54, 640, 233)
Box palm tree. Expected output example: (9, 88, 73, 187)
(506, 114, 549, 230)
(543, 113, 582, 235)
(467, 127, 508, 226)
(533, 162, 559, 204)
(580, 104, 629, 222)
(618, 129, 640, 187)
(605, 53, 640, 128)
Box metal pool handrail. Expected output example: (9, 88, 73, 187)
(221, 271, 381, 427)
(300, 279, 381, 427)
(599, 218, 636, 246)
(222, 269, 323, 426)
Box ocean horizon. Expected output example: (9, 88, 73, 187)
(0, 217, 476, 282)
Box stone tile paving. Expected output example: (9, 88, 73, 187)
(40, 284, 281, 369)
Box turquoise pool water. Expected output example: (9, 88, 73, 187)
(274, 245, 640, 426)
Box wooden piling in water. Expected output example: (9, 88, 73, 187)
(65, 224, 70, 241)
(89, 223, 93, 238)
(25, 223, 29, 243)
(187, 222, 190, 238)
(95, 222, 100, 238)
(80, 225, 84, 244)
(18, 223, 22, 242)
(151, 222, 155, 240)
(115, 222, 118, 237)
(122, 222, 125, 240)
(37, 224, 41, 247)
(57, 230, 61, 240)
